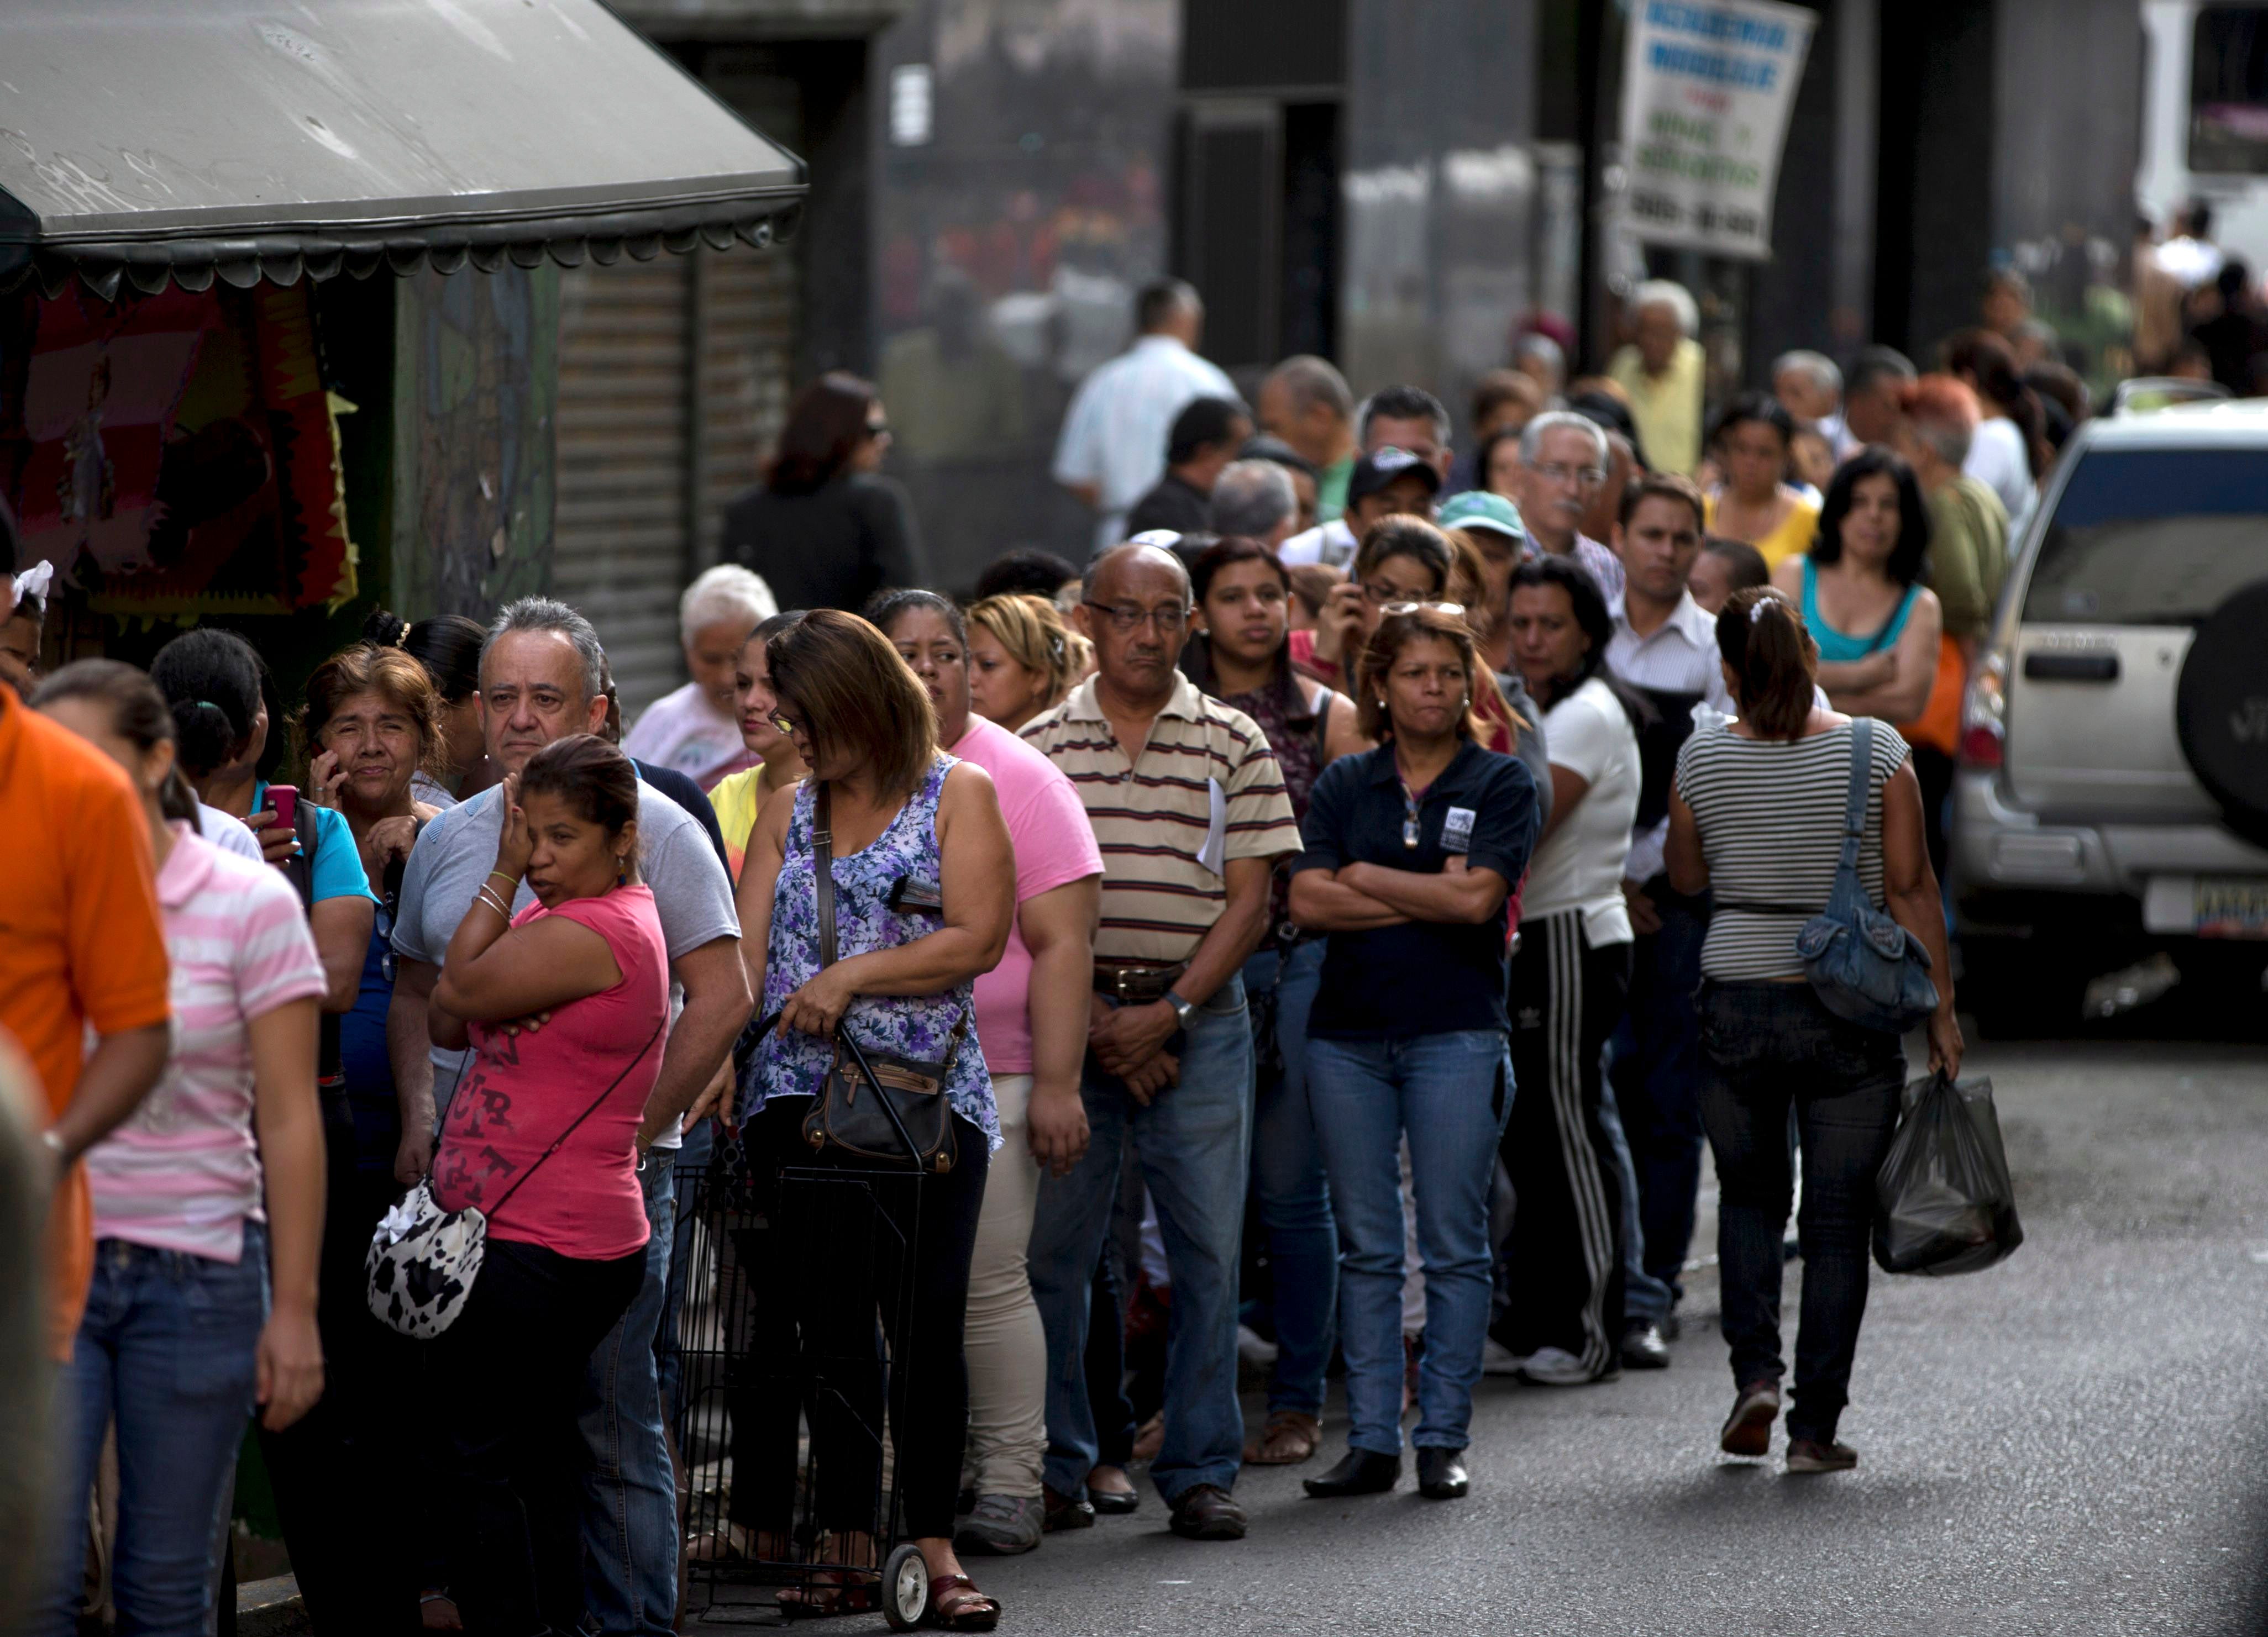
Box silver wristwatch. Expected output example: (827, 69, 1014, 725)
(1164, 989, 1194, 1028)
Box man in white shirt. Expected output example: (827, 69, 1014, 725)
(1053, 279, 1236, 554)
(1600, 474, 1724, 1359)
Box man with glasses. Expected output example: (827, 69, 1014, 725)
(1513, 410, 1626, 601)
(1019, 543, 1300, 1543)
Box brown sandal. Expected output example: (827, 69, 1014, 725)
(926, 1573, 1000, 1631)
(1242, 1409, 1321, 1466)
(776, 1569, 880, 1619)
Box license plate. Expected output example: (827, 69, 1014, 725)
(2194, 877, 2268, 939)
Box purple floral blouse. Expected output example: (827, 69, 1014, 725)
(742, 756, 998, 1149)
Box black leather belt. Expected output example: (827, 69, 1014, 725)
(1093, 960, 1189, 1003)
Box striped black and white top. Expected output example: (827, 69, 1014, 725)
(1674, 720, 1911, 981)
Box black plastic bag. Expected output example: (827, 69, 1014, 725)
(1872, 1072, 2024, 1276)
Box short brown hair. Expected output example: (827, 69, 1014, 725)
(1715, 587, 1818, 741)
(1352, 515, 1455, 590)
(1469, 367, 1543, 428)
(767, 608, 937, 797)
(301, 643, 447, 778)
(519, 733, 642, 883)
(1354, 606, 1487, 743)
(1618, 471, 1707, 533)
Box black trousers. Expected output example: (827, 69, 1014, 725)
(259, 1089, 425, 1636)
(428, 1238, 643, 1637)
(1086, 1247, 1137, 1470)
(727, 1104, 989, 1543)
(1502, 912, 1631, 1377)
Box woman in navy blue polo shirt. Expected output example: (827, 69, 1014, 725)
(1288, 605, 1541, 1503)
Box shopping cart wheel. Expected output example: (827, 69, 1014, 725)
(881, 1543, 929, 1631)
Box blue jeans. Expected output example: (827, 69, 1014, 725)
(1027, 976, 1253, 1505)
(657, 1117, 713, 1420)
(1699, 982, 1904, 1444)
(1308, 1031, 1511, 1456)
(582, 1149, 678, 1636)
(1242, 939, 1336, 1418)
(35, 1225, 268, 1637)
(1598, 1081, 1673, 1327)
(1607, 888, 1710, 1307)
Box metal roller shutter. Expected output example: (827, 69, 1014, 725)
(552, 53, 801, 725)
(553, 254, 693, 718)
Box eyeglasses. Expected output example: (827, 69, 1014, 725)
(1526, 461, 1606, 488)
(1377, 600, 1466, 619)
(769, 712, 799, 736)
(1083, 601, 1191, 635)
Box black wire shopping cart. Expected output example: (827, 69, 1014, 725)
(671, 1027, 942, 1631)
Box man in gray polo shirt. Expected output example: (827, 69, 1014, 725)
(390, 597, 748, 1637)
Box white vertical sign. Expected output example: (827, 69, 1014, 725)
(1619, 0, 1817, 261)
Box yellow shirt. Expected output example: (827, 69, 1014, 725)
(708, 764, 800, 882)
(1606, 337, 1707, 475)
(1705, 489, 1820, 570)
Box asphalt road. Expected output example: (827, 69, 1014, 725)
(692, 1041, 2268, 1636)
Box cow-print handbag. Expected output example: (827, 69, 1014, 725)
(366, 1018, 665, 1339)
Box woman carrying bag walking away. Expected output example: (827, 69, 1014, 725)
(419, 735, 670, 1637)
(732, 609, 1016, 1629)
(1666, 587, 1961, 1476)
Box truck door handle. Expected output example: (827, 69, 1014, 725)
(2023, 651, 2120, 682)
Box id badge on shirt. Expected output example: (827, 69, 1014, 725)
(1441, 806, 1477, 854)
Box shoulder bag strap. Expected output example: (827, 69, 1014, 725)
(1840, 718, 1873, 877)
(482, 1014, 667, 1219)
(814, 781, 837, 970)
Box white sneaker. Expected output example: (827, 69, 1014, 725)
(1482, 1339, 1529, 1376)
(1517, 1346, 1597, 1386)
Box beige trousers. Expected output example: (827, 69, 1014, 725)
(962, 1073, 1046, 1498)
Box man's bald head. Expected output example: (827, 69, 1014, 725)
(1079, 543, 1193, 703)
(1088, 542, 1191, 604)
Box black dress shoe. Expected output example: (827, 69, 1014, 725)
(1088, 1484, 1140, 1515)
(1415, 1447, 1469, 1500)
(1301, 1449, 1400, 1498)
(1621, 1322, 1672, 1371)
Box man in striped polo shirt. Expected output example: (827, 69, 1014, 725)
(1022, 542, 1300, 1542)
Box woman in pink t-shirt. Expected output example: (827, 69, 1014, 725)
(426, 734, 670, 1637)
(877, 591, 1104, 1552)
(30, 661, 329, 1637)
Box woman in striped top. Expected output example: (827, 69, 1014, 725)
(30, 662, 328, 1637)
(1666, 587, 1961, 1477)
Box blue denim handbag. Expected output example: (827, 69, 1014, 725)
(1792, 719, 1939, 1032)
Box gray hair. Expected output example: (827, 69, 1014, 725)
(1262, 354, 1354, 422)
(1629, 278, 1699, 338)
(484, 596, 606, 703)
(1209, 460, 1296, 538)
(1519, 409, 1609, 470)
(1513, 332, 1565, 377)
(678, 564, 778, 646)
(1846, 344, 1917, 397)
(1771, 349, 1842, 398)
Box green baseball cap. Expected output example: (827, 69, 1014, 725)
(1436, 489, 1527, 545)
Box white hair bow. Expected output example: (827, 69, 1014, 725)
(14, 560, 53, 607)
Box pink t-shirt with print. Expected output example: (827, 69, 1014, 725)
(87, 827, 327, 1263)
(949, 715, 1104, 1075)
(433, 885, 669, 1260)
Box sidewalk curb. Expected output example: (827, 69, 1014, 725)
(237, 1574, 309, 1636)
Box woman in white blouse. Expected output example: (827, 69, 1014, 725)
(1500, 555, 1645, 1387)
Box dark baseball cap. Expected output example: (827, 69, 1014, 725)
(1347, 446, 1443, 505)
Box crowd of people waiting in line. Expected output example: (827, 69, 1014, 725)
(10, 270, 2020, 1635)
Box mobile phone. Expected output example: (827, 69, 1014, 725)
(268, 784, 299, 830)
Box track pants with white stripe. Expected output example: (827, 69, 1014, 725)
(1500, 912, 1632, 1378)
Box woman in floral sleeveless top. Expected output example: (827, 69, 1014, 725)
(729, 610, 1016, 1630)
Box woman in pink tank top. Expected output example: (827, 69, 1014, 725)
(425, 734, 670, 1637)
